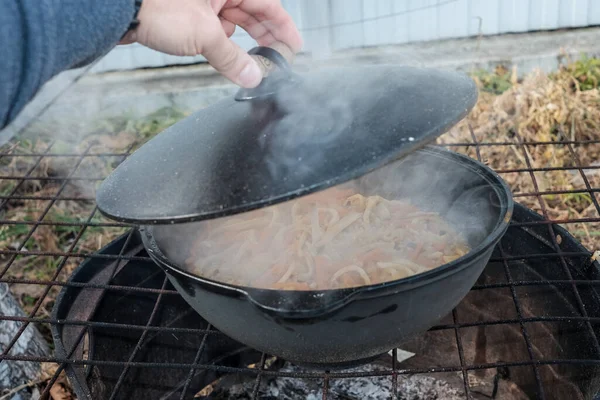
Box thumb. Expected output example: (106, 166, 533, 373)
(201, 27, 263, 88)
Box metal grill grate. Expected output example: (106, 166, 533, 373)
(0, 129, 599, 400)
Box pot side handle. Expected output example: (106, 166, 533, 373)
(244, 287, 361, 320)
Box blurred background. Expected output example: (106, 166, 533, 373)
(93, 0, 600, 72)
(5, 0, 600, 141)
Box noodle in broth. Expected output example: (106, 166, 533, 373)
(185, 188, 470, 290)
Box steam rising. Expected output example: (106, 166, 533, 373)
(252, 63, 477, 191)
(156, 146, 501, 294)
(149, 65, 498, 296)
(259, 78, 356, 180)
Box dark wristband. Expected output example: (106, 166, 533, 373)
(128, 0, 143, 31)
(121, 0, 142, 40)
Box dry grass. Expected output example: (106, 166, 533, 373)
(439, 60, 600, 250)
(0, 107, 188, 344)
(0, 60, 599, 394)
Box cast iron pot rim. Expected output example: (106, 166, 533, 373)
(141, 146, 514, 318)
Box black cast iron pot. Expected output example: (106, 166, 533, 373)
(96, 45, 513, 368)
(140, 146, 513, 368)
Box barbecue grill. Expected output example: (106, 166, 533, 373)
(0, 127, 599, 399)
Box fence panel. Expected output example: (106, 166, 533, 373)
(93, 0, 599, 73)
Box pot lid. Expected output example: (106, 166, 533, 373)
(96, 46, 478, 225)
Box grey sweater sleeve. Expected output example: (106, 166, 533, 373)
(0, 0, 135, 129)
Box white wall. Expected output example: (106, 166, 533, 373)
(91, 0, 600, 73)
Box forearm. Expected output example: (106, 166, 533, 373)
(0, 0, 135, 129)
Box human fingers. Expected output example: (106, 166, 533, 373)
(201, 18, 262, 87)
(219, 16, 237, 37)
(221, 0, 302, 51)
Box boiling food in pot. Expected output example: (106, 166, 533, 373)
(184, 188, 470, 290)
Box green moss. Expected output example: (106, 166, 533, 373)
(471, 67, 513, 95)
(561, 54, 600, 91)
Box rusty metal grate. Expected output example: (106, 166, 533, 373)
(0, 134, 600, 398)
(0, 129, 600, 399)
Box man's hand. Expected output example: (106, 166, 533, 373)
(120, 0, 303, 88)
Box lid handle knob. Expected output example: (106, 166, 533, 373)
(250, 42, 295, 76)
(235, 42, 298, 101)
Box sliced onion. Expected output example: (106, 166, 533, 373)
(318, 207, 340, 229)
(363, 196, 383, 224)
(315, 212, 361, 248)
(297, 253, 315, 281)
(344, 194, 366, 210)
(311, 208, 322, 245)
(277, 262, 296, 283)
(377, 259, 426, 273)
(331, 265, 372, 286)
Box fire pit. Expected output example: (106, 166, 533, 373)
(0, 130, 598, 399)
(46, 202, 600, 400)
